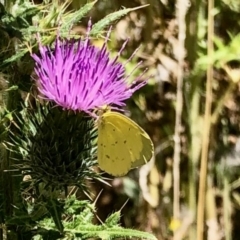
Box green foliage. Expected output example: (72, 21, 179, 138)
(60, 0, 98, 37)
(90, 5, 149, 36)
(197, 33, 240, 69)
(5, 194, 157, 239)
(1, 0, 149, 65)
(34, 195, 157, 240)
(0, 1, 39, 38)
(221, 0, 240, 12)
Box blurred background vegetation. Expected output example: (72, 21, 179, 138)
(78, 1, 240, 240)
(1, 0, 240, 239)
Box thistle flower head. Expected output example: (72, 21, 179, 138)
(32, 21, 147, 114)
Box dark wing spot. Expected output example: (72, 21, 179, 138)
(115, 141, 118, 144)
(124, 140, 127, 144)
(113, 128, 116, 132)
(106, 155, 110, 159)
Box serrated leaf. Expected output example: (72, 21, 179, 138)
(61, 0, 97, 34)
(105, 211, 121, 227)
(64, 224, 157, 240)
(3, 49, 28, 65)
(90, 5, 149, 36)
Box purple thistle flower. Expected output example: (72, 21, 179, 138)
(32, 21, 147, 114)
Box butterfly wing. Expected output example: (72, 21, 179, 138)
(109, 112, 154, 168)
(97, 112, 153, 176)
(97, 115, 132, 176)
(129, 125, 154, 168)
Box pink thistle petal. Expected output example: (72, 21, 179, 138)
(31, 23, 148, 113)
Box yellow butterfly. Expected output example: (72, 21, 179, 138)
(97, 111, 154, 176)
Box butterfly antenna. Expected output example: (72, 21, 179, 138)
(108, 106, 125, 113)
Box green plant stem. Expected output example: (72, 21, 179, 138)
(185, 0, 202, 238)
(197, 0, 214, 239)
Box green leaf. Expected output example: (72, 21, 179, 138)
(61, 0, 98, 36)
(2, 85, 18, 92)
(46, 198, 64, 233)
(105, 211, 121, 227)
(90, 5, 149, 36)
(3, 49, 28, 65)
